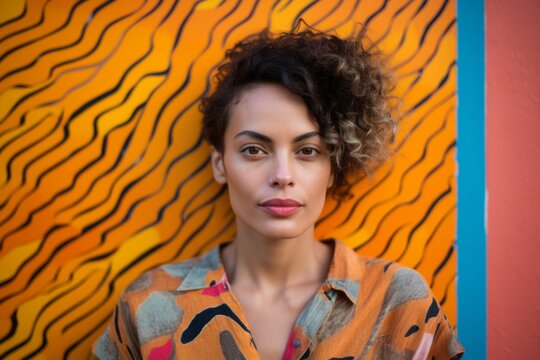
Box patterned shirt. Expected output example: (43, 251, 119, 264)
(92, 238, 464, 359)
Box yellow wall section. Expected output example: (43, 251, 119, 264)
(0, 0, 458, 358)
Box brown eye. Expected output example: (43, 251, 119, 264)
(299, 147, 320, 156)
(241, 146, 265, 156)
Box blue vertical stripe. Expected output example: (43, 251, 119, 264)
(456, 0, 486, 359)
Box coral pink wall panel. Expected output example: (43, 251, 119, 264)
(486, 0, 540, 358)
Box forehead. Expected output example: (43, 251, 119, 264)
(227, 83, 319, 137)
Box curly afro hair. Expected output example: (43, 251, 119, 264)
(200, 24, 397, 202)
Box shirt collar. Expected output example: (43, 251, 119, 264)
(176, 238, 363, 305)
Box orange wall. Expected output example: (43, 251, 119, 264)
(486, 0, 540, 358)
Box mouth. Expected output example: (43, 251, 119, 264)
(259, 198, 303, 217)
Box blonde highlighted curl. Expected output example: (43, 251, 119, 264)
(200, 23, 397, 202)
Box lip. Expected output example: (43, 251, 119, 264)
(259, 198, 303, 217)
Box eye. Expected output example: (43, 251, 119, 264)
(241, 146, 266, 156)
(298, 147, 320, 157)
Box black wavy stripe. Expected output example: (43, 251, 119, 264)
(0, 77, 161, 241)
(5, 0, 175, 91)
(0, 78, 56, 128)
(0, 0, 116, 73)
(354, 106, 453, 241)
(97, 151, 210, 245)
(0, 70, 167, 241)
(392, 3, 454, 73)
(0, 0, 27, 28)
(0, 112, 49, 154)
(0, 0, 175, 237)
(42, 0, 171, 88)
(63, 283, 117, 359)
(438, 272, 456, 306)
(0, 111, 60, 185)
(373, 224, 407, 258)
(0, 223, 76, 294)
(0, 112, 64, 235)
(372, 0, 415, 47)
(364, 0, 388, 29)
(319, 46, 455, 233)
(63, 186, 222, 338)
(1, 183, 222, 354)
(395, 19, 455, 95)
(0, 3, 184, 228)
(395, 93, 455, 153)
(395, 174, 454, 262)
(343, 102, 453, 243)
(325, 0, 360, 34)
(59, 0, 254, 257)
(419, 0, 450, 46)
(0, 0, 162, 126)
(355, 140, 456, 253)
(431, 243, 454, 285)
(181, 180, 229, 227)
(0, 130, 207, 302)
(386, 0, 428, 58)
(171, 0, 200, 50)
(207, 0, 242, 47)
(53, 103, 147, 216)
(5, 0, 247, 258)
(277, 0, 294, 13)
(0, 311, 18, 344)
(194, 212, 236, 257)
(317, 162, 393, 230)
(180, 178, 218, 222)
(0, 0, 48, 42)
(406, 60, 455, 114)
(412, 205, 455, 269)
(3, 0, 240, 298)
(291, 0, 319, 31)
(173, 192, 230, 260)
(221, 0, 261, 47)
(33, 1, 181, 216)
(0, 267, 104, 358)
(55, 265, 112, 335)
(264, 0, 281, 30)
(65, 194, 226, 344)
(310, 0, 344, 28)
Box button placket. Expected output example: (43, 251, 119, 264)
(290, 287, 337, 359)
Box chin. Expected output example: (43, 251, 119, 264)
(254, 222, 313, 240)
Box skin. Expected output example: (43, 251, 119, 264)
(210, 83, 335, 360)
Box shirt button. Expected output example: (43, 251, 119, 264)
(293, 339, 301, 348)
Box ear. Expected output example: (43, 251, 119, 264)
(327, 170, 334, 189)
(211, 146, 227, 184)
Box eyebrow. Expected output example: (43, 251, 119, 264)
(234, 130, 321, 143)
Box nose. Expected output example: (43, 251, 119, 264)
(268, 152, 295, 188)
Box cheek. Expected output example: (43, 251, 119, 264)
(224, 160, 262, 208)
(305, 165, 332, 192)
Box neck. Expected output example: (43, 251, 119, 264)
(221, 220, 332, 292)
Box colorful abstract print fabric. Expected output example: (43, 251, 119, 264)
(92, 239, 464, 359)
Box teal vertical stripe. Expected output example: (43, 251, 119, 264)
(456, 0, 486, 359)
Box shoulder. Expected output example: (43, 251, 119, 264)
(349, 251, 464, 358)
(357, 254, 431, 308)
(119, 256, 203, 305)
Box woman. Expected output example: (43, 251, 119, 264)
(93, 26, 464, 360)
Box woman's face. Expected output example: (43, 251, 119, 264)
(210, 83, 333, 240)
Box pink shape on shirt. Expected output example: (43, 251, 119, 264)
(202, 273, 229, 296)
(281, 329, 296, 360)
(148, 338, 173, 360)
